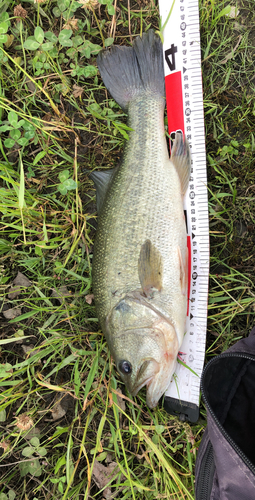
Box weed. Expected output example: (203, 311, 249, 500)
(57, 169, 77, 195)
(19, 436, 47, 477)
(0, 491, 16, 500)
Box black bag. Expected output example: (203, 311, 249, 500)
(195, 326, 255, 500)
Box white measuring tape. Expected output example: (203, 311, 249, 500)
(159, 0, 209, 422)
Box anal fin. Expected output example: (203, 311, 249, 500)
(170, 132, 191, 197)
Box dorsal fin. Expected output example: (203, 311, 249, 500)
(89, 168, 116, 213)
(138, 240, 163, 297)
(170, 132, 191, 197)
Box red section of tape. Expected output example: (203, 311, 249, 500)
(187, 236, 191, 316)
(165, 71, 185, 143)
(165, 71, 190, 314)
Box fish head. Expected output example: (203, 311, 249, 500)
(106, 296, 179, 408)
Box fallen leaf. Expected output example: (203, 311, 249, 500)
(14, 4, 28, 18)
(73, 84, 84, 98)
(92, 460, 122, 499)
(13, 57, 22, 65)
(22, 344, 40, 358)
(117, 391, 126, 413)
(85, 293, 94, 304)
(226, 6, 240, 18)
(8, 286, 22, 300)
(51, 401, 67, 421)
(42, 112, 53, 122)
(25, 76, 36, 93)
(50, 393, 72, 420)
(15, 329, 25, 338)
(21, 345, 32, 354)
(8, 272, 32, 299)
(13, 271, 32, 288)
(4, 34, 14, 48)
(3, 308, 22, 320)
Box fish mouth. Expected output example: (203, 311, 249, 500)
(131, 376, 153, 397)
(145, 358, 178, 408)
(146, 378, 163, 408)
(129, 359, 160, 397)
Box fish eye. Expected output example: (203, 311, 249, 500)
(118, 360, 132, 375)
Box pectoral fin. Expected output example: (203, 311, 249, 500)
(170, 132, 191, 197)
(178, 246, 188, 296)
(138, 240, 163, 297)
(88, 168, 117, 213)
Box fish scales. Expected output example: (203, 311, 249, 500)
(93, 96, 185, 332)
(92, 30, 191, 408)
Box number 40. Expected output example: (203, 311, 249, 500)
(165, 44, 178, 72)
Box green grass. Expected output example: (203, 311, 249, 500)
(0, 0, 255, 498)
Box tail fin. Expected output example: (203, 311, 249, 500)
(97, 30, 165, 112)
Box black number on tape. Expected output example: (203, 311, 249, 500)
(165, 44, 178, 71)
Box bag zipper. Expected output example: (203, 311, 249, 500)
(201, 351, 255, 476)
(196, 440, 215, 500)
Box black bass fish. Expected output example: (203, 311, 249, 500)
(91, 30, 191, 408)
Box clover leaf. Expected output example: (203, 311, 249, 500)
(57, 170, 77, 195)
(58, 29, 73, 47)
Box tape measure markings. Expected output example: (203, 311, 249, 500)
(159, 0, 209, 417)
